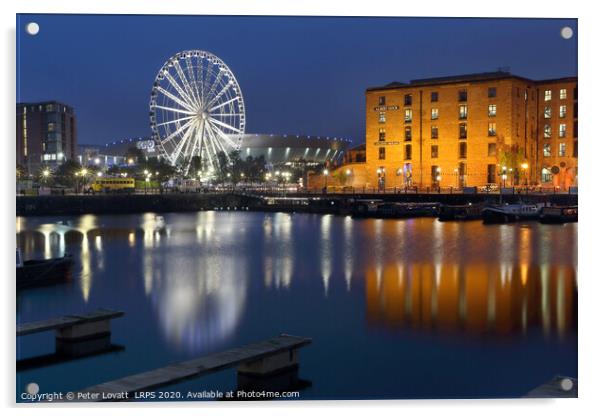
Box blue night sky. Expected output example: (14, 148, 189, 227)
(16, 14, 577, 146)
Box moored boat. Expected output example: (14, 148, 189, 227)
(352, 201, 439, 219)
(438, 203, 483, 221)
(17, 249, 73, 289)
(539, 205, 578, 224)
(482, 203, 544, 224)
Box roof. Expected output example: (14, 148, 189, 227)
(366, 71, 538, 91)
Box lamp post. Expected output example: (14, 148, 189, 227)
(521, 162, 529, 186)
(501, 166, 507, 189)
(323, 169, 329, 191)
(80, 169, 88, 194)
(436, 167, 441, 191)
(453, 168, 459, 190)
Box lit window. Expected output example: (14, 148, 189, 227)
(544, 106, 552, 119)
(459, 104, 468, 119)
(544, 90, 552, 101)
(543, 143, 551, 157)
(378, 128, 386, 141)
(379, 111, 386, 123)
(47, 122, 55, 132)
(488, 143, 497, 156)
(544, 124, 552, 138)
(405, 109, 413, 122)
(431, 108, 439, 120)
(45, 104, 54, 112)
(560, 88, 567, 100)
(431, 145, 438, 158)
(431, 125, 438, 139)
(559, 142, 566, 157)
(488, 87, 497, 98)
(488, 123, 497, 136)
(379, 147, 386, 160)
(559, 124, 566, 138)
(559, 105, 567, 118)
(488, 104, 496, 117)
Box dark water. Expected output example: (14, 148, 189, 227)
(16, 212, 577, 400)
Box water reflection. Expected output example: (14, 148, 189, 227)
(365, 262, 576, 337)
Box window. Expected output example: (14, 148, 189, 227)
(488, 104, 497, 117)
(459, 123, 467, 139)
(431, 92, 438, 102)
(431, 108, 439, 120)
(378, 128, 386, 141)
(458, 89, 467, 102)
(574, 102, 578, 117)
(560, 88, 567, 100)
(459, 104, 468, 119)
(542, 168, 552, 183)
(379, 111, 386, 123)
(431, 166, 440, 184)
(544, 106, 552, 119)
(431, 145, 439, 158)
(431, 125, 438, 139)
(405, 109, 413, 122)
(559, 105, 567, 118)
(459, 142, 467, 159)
(543, 143, 551, 157)
(487, 164, 496, 183)
(405, 126, 412, 141)
(379, 147, 386, 160)
(573, 87, 578, 100)
(405, 144, 412, 160)
(488, 87, 497, 98)
(488, 122, 497, 136)
(544, 90, 552, 101)
(559, 142, 566, 157)
(45, 104, 54, 112)
(47, 122, 56, 132)
(573, 140, 578, 157)
(488, 143, 497, 156)
(559, 123, 566, 138)
(574, 121, 578, 138)
(404, 94, 412, 106)
(544, 124, 552, 138)
(379, 96, 386, 105)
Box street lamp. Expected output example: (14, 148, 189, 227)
(521, 162, 529, 186)
(453, 168, 459, 189)
(323, 169, 329, 190)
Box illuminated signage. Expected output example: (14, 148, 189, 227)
(373, 141, 400, 146)
(136, 140, 156, 153)
(373, 105, 399, 111)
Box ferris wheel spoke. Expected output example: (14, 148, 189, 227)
(206, 122, 239, 148)
(206, 82, 233, 109)
(191, 119, 206, 159)
(203, 69, 224, 110)
(152, 104, 196, 116)
(173, 59, 201, 109)
(155, 116, 195, 128)
(207, 125, 232, 158)
(208, 117, 243, 134)
(170, 121, 196, 165)
(163, 71, 198, 110)
(210, 113, 243, 117)
(160, 118, 195, 149)
(155, 86, 196, 113)
(209, 96, 240, 112)
(184, 55, 202, 104)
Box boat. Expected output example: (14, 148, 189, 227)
(352, 201, 440, 219)
(539, 205, 578, 224)
(482, 203, 544, 224)
(17, 249, 73, 289)
(438, 203, 483, 221)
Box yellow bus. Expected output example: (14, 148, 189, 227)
(87, 178, 135, 194)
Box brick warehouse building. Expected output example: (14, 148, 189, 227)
(16, 101, 77, 174)
(313, 71, 577, 191)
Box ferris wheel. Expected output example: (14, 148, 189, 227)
(150, 50, 245, 176)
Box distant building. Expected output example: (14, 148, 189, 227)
(315, 71, 577, 190)
(79, 133, 350, 169)
(16, 101, 77, 173)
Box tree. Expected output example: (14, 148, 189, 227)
(125, 146, 145, 164)
(54, 160, 82, 187)
(496, 136, 526, 185)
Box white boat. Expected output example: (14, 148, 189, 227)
(482, 203, 544, 224)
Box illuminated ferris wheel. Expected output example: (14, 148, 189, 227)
(149, 50, 245, 176)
